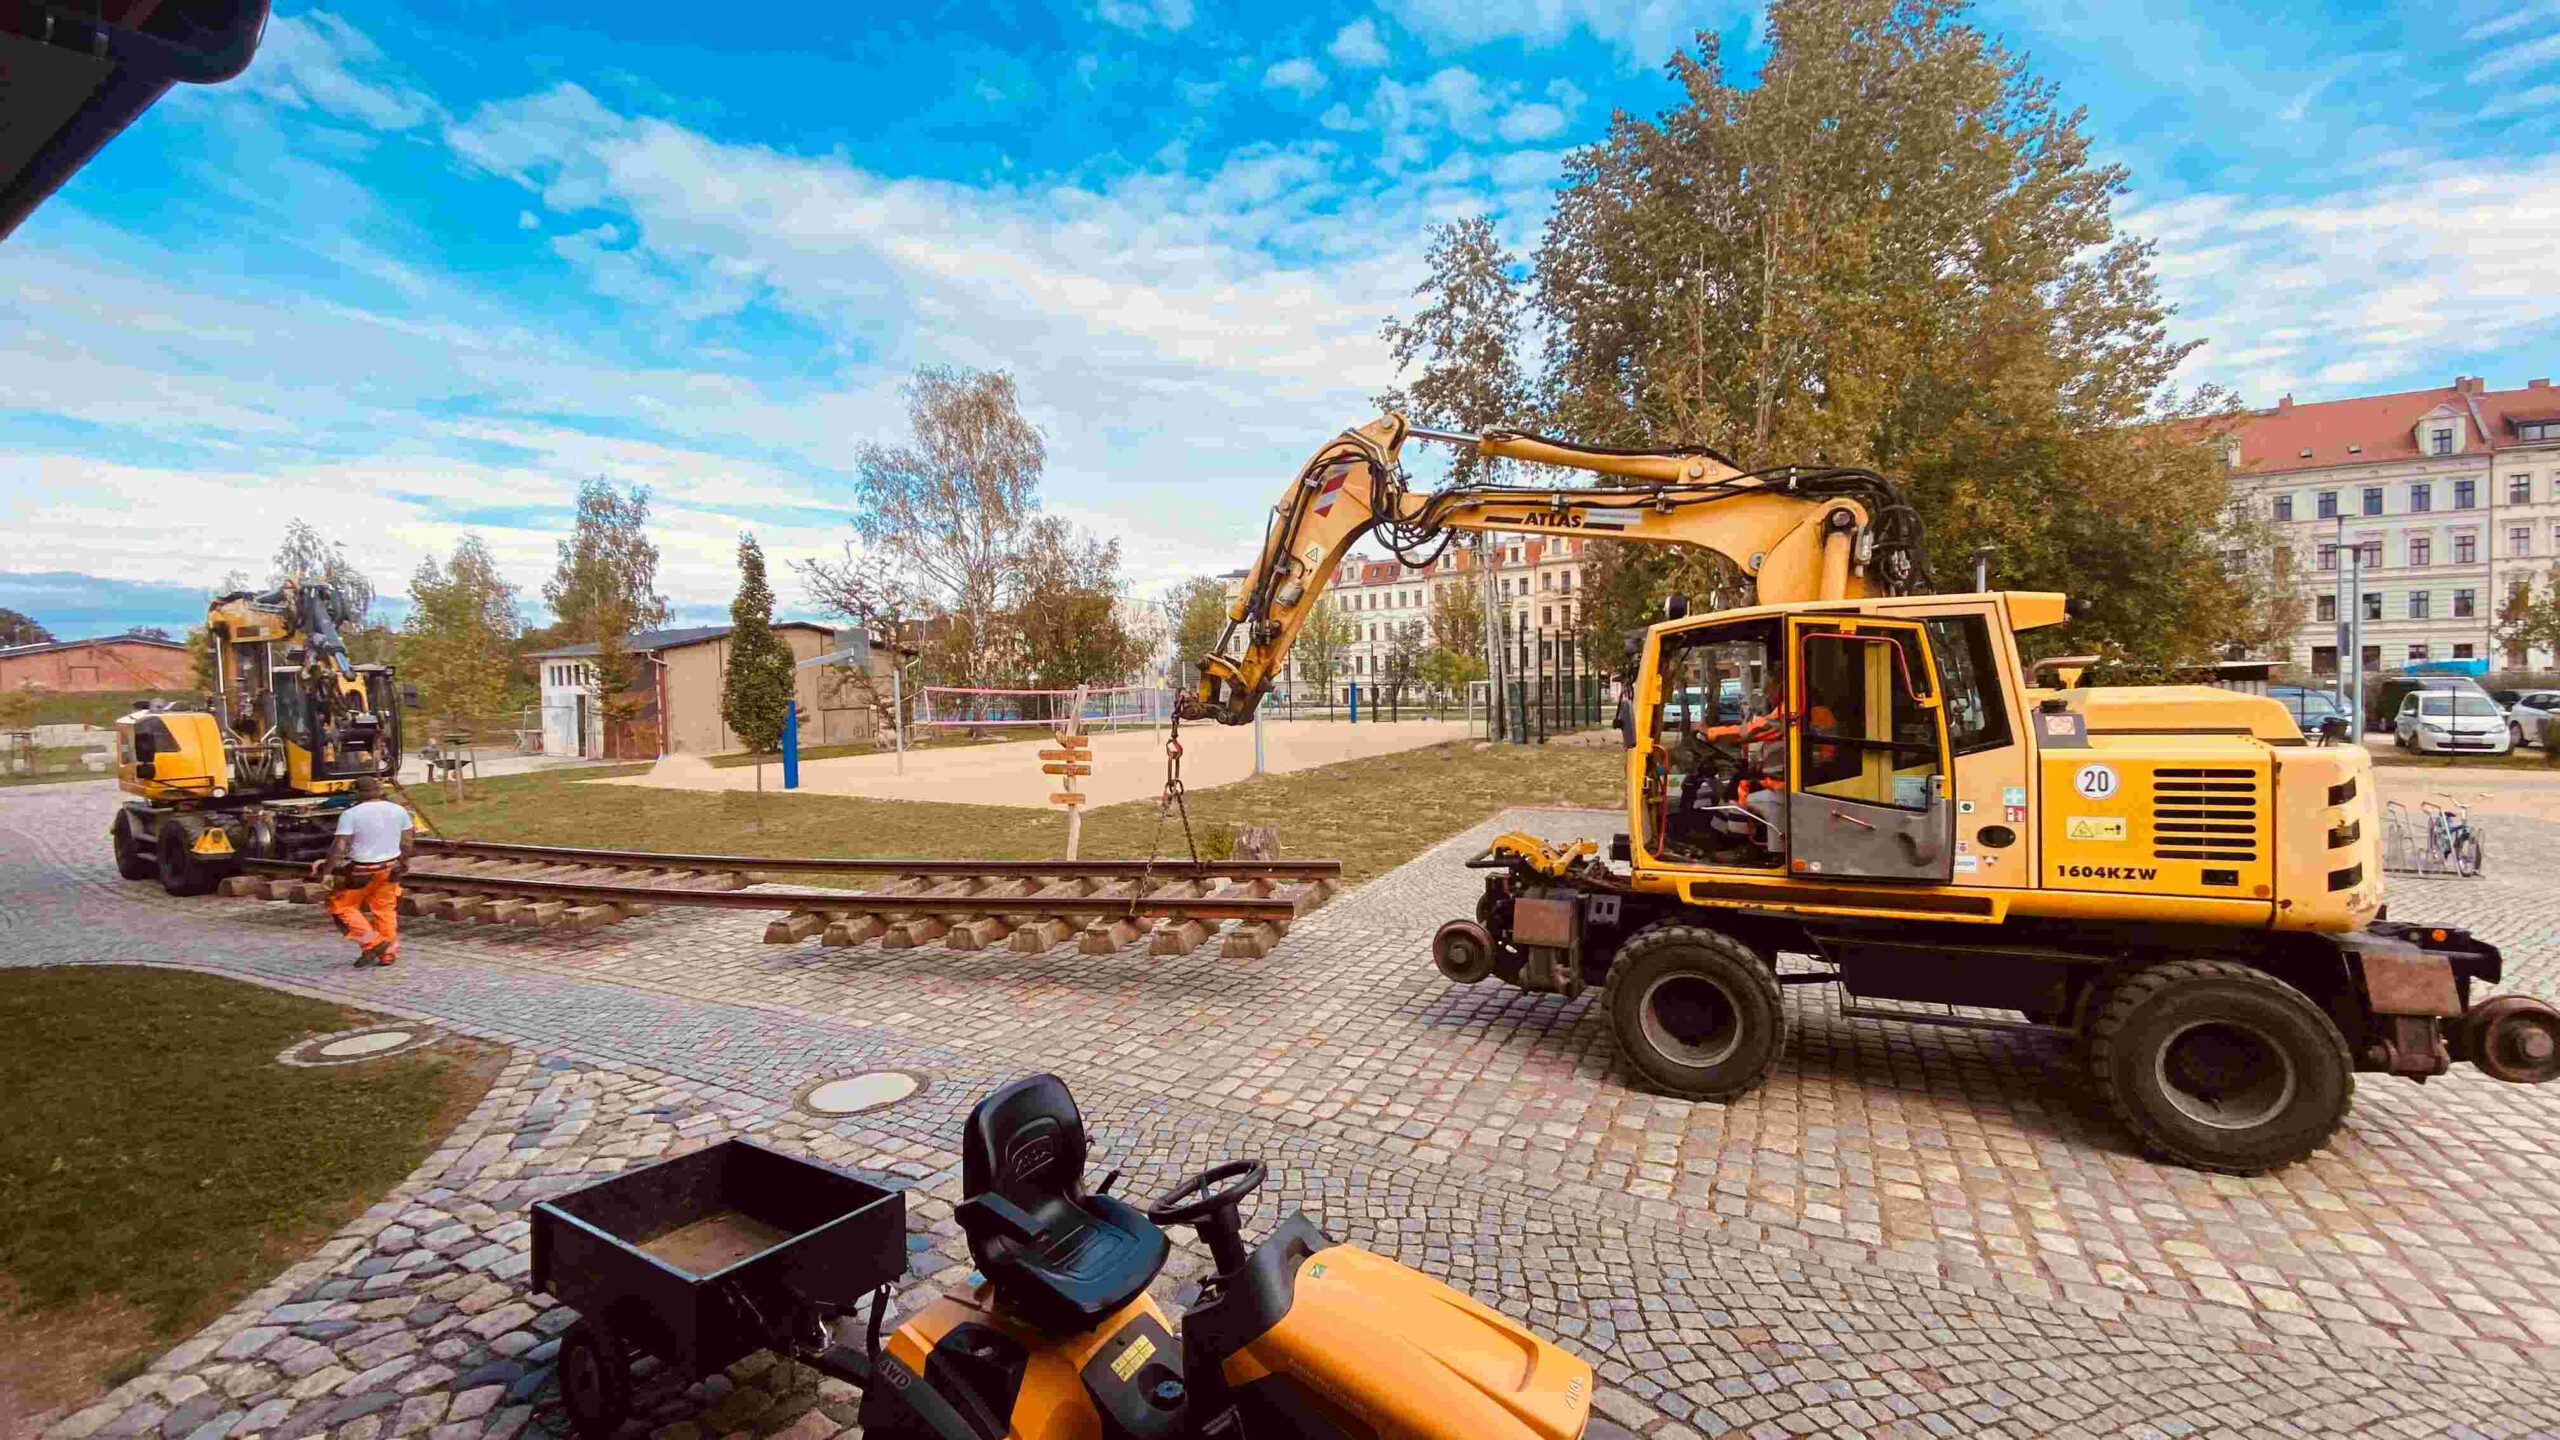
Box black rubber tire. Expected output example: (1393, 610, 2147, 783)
(557, 1319, 634, 1440)
(2088, 959, 2353, 1175)
(1603, 923, 1785, 1101)
(2457, 831, 2484, 877)
(111, 814, 155, 881)
(155, 818, 217, 896)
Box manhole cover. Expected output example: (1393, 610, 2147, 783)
(321, 1031, 414, 1058)
(801, 1070, 923, 1116)
(280, 1026, 438, 1067)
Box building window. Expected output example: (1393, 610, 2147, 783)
(1541, 606, 1553, 625)
(2410, 536, 2431, 567)
(2316, 594, 2337, 622)
(2408, 592, 2430, 620)
(2514, 525, 2534, 557)
(2432, 427, 2455, 456)
(2408, 644, 2430, 663)
(2361, 541, 2382, 568)
(2364, 592, 2384, 622)
(2454, 643, 2475, 659)
(2316, 490, 2338, 519)
(2455, 480, 2477, 509)
(2311, 645, 2338, 676)
(2455, 589, 2476, 618)
(2362, 487, 2383, 516)
(2271, 494, 2292, 521)
(2524, 422, 2555, 442)
(2513, 476, 2534, 504)
(2410, 483, 2432, 513)
(2456, 534, 2478, 564)
(2317, 544, 2338, 571)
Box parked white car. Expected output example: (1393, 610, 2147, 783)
(2505, 690, 2560, 748)
(2394, 691, 2514, 755)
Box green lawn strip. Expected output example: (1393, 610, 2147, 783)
(404, 741, 1628, 883)
(2367, 748, 2557, 771)
(0, 968, 502, 1392)
(15, 691, 190, 730)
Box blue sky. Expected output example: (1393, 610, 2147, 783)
(4, 0, 2555, 636)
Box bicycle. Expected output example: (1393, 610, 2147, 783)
(2420, 800, 2485, 877)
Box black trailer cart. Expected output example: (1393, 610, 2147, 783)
(530, 1139, 905, 1438)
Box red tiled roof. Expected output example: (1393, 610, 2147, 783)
(2231, 377, 2559, 475)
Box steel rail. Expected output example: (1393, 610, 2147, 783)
(412, 837, 1340, 880)
(240, 860, 1303, 921)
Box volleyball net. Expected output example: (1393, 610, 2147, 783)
(912, 684, 1171, 730)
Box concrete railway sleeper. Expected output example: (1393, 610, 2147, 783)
(209, 849, 1337, 959)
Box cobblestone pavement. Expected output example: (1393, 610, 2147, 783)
(7, 780, 2560, 1440)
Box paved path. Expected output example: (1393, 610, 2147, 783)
(6, 780, 2560, 1440)
(599, 719, 1477, 807)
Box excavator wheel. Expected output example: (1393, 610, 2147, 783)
(155, 817, 221, 897)
(2088, 959, 2353, 1175)
(111, 812, 156, 881)
(1604, 923, 1785, 1102)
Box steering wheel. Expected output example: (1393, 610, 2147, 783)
(1146, 1159, 1265, 1227)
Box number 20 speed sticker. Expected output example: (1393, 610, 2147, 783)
(2072, 763, 2118, 799)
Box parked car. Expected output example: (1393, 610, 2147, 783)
(2370, 674, 2489, 731)
(2393, 689, 2513, 754)
(2266, 684, 2352, 737)
(2506, 690, 2560, 747)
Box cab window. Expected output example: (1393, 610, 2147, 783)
(1799, 631, 1941, 811)
(1921, 615, 2012, 755)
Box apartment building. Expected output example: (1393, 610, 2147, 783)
(1235, 535, 1596, 701)
(2232, 374, 2560, 674)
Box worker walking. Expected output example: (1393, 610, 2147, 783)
(311, 776, 415, 967)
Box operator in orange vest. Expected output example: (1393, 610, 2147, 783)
(1701, 695, 1834, 855)
(311, 776, 415, 967)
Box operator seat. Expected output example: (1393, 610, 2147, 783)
(954, 1074, 1169, 1334)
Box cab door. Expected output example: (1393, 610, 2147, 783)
(1786, 618, 1954, 882)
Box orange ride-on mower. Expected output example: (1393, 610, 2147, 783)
(531, 1074, 1601, 1440)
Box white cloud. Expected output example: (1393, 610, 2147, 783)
(2133, 154, 2560, 401)
(2483, 82, 2560, 114)
(1262, 57, 1328, 99)
(2468, 30, 2560, 81)
(1497, 102, 1566, 141)
(239, 11, 438, 131)
(1096, 0, 1194, 34)
(2468, 0, 2560, 41)
(1328, 17, 1392, 67)
(517, 209, 541, 230)
(1382, 0, 1708, 63)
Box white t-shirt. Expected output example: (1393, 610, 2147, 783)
(336, 799, 415, 864)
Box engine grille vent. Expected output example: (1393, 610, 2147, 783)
(2151, 767, 2259, 862)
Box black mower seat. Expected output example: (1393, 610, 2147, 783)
(955, 1074, 1168, 1333)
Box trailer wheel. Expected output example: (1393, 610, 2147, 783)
(557, 1319, 634, 1440)
(155, 818, 219, 896)
(1605, 924, 1785, 1101)
(111, 814, 155, 881)
(2089, 960, 2352, 1174)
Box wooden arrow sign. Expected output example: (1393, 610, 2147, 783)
(1055, 733, 1091, 750)
(1038, 749, 1084, 761)
(1050, 791, 1087, 806)
(1043, 763, 1092, 776)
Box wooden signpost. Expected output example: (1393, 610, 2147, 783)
(1043, 686, 1094, 858)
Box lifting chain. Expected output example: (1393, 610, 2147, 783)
(1131, 712, 1201, 914)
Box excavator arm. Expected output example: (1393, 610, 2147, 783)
(1182, 414, 1929, 724)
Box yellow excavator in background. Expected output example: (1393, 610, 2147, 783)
(1184, 414, 2560, 1174)
(110, 580, 410, 894)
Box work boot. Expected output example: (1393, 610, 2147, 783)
(356, 940, 390, 967)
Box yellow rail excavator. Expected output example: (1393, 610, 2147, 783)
(110, 580, 410, 894)
(1184, 414, 2560, 1173)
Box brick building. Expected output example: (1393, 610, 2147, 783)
(0, 634, 191, 691)
(2230, 374, 2560, 674)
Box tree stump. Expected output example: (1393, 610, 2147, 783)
(1231, 824, 1280, 861)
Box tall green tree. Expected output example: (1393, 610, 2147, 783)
(1013, 518, 1147, 689)
(1166, 576, 1232, 686)
(810, 366, 1044, 688)
(720, 534, 799, 757)
(400, 537, 523, 731)
(272, 519, 376, 623)
(1526, 0, 2254, 663)
(545, 477, 668, 757)
(1295, 598, 1355, 704)
(1380, 218, 1531, 485)
(0, 609, 52, 647)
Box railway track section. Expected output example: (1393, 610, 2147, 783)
(217, 839, 1341, 959)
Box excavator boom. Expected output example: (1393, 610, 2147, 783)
(1183, 414, 1928, 724)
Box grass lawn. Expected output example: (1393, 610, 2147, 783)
(14, 691, 190, 730)
(0, 969, 502, 1426)
(2367, 746, 2559, 771)
(406, 740, 1628, 883)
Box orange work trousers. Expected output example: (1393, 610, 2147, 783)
(325, 863, 401, 958)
